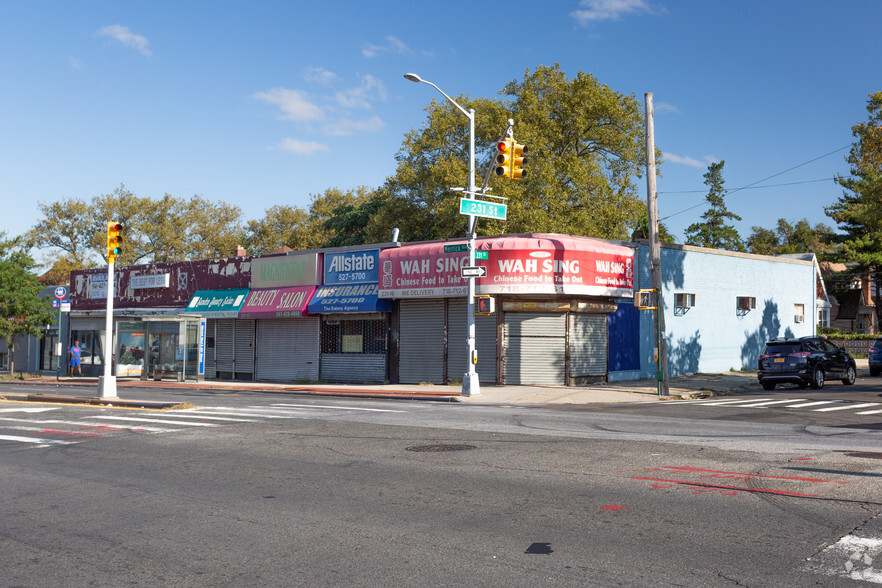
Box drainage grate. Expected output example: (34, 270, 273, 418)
(406, 444, 477, 453)
(844, 451, 882, 460)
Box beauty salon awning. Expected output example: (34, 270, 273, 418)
(237, 286, 315, 319)
(378, 233, 635, 299)
(307, 283, 392, 314)
(185, 289, 249, 318)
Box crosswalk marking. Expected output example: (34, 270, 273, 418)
(270, 403, 407, 413)
(813, 402, 881, 412)
(0, 416, 174, 432)
(145, 412, 257, 422)
(0, 434, 75, 447)
(82, 415, 220, 427)
(856, 409, 882, 415)
(735, 399, 808, 408)
(781, 400, 837, 408)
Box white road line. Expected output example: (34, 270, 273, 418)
(140, 412, 257, 422)
(271, 403, 407, 413)
(734, 399, 808, 408)
(784, 400, 838, 408)
(694, 398, 775, 406)
(0, 407, 60, 413)
(813, 403, 881, 412)
(83, 416, 219, 427)
(856, 409, 882, 415)
(0, 417, 173, 432)
(179, 409, 297, 419)
(0, 434, 74, 446)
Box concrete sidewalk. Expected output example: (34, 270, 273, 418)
(0, 368, 771, 408)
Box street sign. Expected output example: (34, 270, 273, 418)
(475, 251, 488, 260)
(459, 198, 507, 221)
(54, 286, 67, 300)
(460, 266, 487, 278)
(444, 244, 469, 253)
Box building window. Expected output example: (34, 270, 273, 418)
(794, 304, 805, 324)
(736, 296, 756, 311)
(818, 308, 830, 328)
(674, 293, 696, 308)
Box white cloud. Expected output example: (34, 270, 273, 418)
(335, 75, 387, 109)
(654, 101, 680, 114)
(571, 0, 652, 24)
(252, 88, 325, 122)
(271, 138, 329, 155)
(362, 35, 412, 58)
(323, 116, 385, 136)
(663, 152, 710, 168)
(68, 56, 83, 70)
(97, 24, 152, 56)
(303, 67, 339, 85)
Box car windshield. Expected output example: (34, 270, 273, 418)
(763, 343, 801, 355)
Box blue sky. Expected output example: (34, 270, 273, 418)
(1, 0, 880, 252)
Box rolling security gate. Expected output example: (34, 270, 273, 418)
(214, 319, 255, 380)
(398, 299, 445, 384)
(569, 313, 608, 380)
(255, 318, 319, 382)
(446, 299, 497, 383)
(503, 312, 566, 385)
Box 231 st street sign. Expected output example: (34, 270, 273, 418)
(459, 198, 507, 221)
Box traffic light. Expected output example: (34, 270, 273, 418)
(475, 295, 495, 315)
(494, 140, 512, 178)
(511, 142, 527, 180)
(106, 221, 122, 263)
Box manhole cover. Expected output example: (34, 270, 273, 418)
(844, 451, 882, 460)
(406, 444, 477, 453)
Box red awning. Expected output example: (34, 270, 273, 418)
(237, 286, 316, 319)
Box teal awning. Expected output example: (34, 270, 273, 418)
(185, 289, 249, 318)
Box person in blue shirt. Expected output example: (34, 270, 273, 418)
(69, 340, 82, 376)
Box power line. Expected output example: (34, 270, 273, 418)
(659, 144, 851, 221)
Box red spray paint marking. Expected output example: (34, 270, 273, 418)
(600, 505, 629, 511)
(634, 477, 820, 498)
(649, 466, 847, 484)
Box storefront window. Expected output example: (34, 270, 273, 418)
(321, 319, 386, 354)
(118, 322, 147, 377)
(70, 330, 105, 368)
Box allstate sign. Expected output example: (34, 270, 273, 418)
(324, 250, 380, 285)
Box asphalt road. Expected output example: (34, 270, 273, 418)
(2, 389, 881, 586)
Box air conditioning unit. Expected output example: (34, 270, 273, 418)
(675, 293, 696, 308)
(794, 315, 804, 323)
(736, 296, 756, 311)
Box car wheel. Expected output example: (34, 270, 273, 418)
(761, 382, 776, 391)
(810, 366, 825, 390)
(842, 365, 856, 385)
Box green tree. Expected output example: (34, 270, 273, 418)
(746, 218, 835, 256)
(825, 91, 882, 323)
(30, 185, 244, 266)
(630, 210, 676, 243)
(375, 64, 650, 242)
(0, 233, 55, 374)
(683, 161, 744, 251)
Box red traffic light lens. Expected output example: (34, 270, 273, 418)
(496, 141, 509, 152)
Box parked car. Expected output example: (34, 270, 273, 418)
(869, 337, 882, 377)
(757, 336, 857, 390)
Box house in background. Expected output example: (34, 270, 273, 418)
(819, 261, 877, 334)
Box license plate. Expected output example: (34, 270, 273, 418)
(773, 358, 785, 363)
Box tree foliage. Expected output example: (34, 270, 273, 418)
(0, 233, 55, 373)
(825, 91, 882, 323)
(373, 64, 650, 242)
(746, 218, 835, 256)
(29, 184, 245, 266)
(683, 161, 744, 251)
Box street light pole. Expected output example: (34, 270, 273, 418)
(405, 73, 480, 396)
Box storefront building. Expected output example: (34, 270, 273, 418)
(379, 233, 635, 386)
(307, 248, 392, 383)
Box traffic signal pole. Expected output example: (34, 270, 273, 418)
(97, 257, 117, 398)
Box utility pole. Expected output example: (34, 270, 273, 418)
(645, 93, 669, 396)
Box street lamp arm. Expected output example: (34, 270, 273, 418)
(404, 74, 473, 121)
